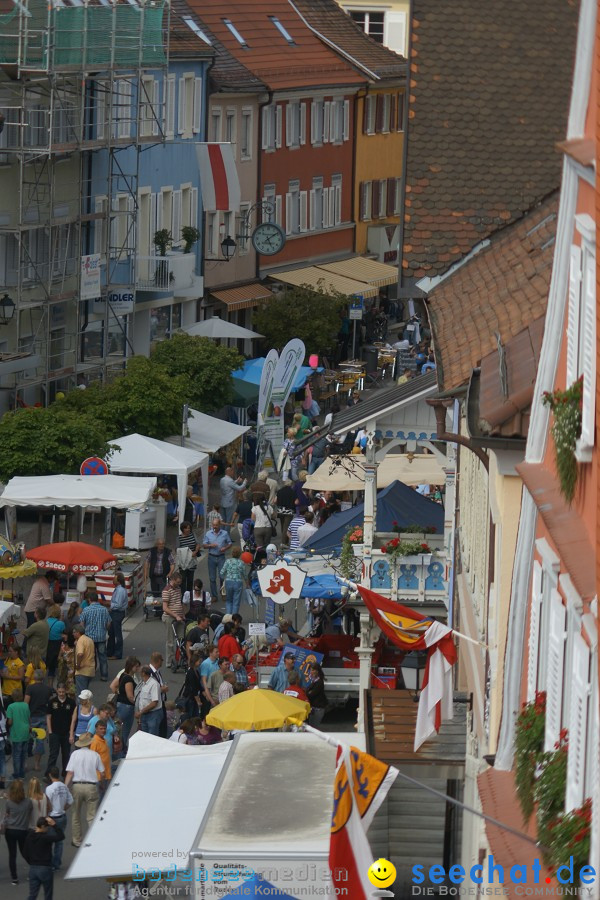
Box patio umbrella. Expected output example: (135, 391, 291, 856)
(231, 357, 324, 407)
(223, 875, 296, 898)
(26, 541, 116, 574)
(181, 317, 264, 340)
(205, 688, 309, 731)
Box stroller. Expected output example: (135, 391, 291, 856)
(170, 622, 187, 673)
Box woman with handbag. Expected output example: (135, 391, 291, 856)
(251, 498, 274, 549)
(3, 779, 32, 885)
(178, 652, 203, 720)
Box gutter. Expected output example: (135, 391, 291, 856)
(287, 0, 380, 82)
(396, 0, 412, 296)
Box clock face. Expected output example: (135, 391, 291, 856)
(252, 222, 286, 256)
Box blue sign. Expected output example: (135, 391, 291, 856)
(276, 644, 324, 688)
(264, 598, 276, 627)
(80, 456, 109, 476)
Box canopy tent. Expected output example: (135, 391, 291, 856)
(0, 475, 156, 509)
(107, 433, 208, 527)
(305, 479, 445, 553)
(166, 409, 250, 455)
(181, 316, 264, 340)
(232, 357, 323, 406)
(303, 453, 446, 491)
(65, 732, 231, 880)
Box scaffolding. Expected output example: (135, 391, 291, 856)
(0, 0, 170, 410)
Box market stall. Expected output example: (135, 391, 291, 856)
(107, 433, 208, 531)
(95, 552, 144, 607)
(167, 408, 250, 455)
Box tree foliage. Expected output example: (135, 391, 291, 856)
(252, 284, 348, 354)
(151, 333, 242, 413)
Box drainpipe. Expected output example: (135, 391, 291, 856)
(396, 0, 412, 292)
(255, 90, 273, 281)
(428, 398, 489, 470)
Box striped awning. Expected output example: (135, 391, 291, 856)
(319, 256, 398, 287)
(271, 265, 379, 299)
(211, 282, 274, 312)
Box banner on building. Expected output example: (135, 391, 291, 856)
(80, 254, 101, 301)
(196, 142, 241, 212)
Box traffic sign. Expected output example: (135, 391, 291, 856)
(80, 456, 108, 476)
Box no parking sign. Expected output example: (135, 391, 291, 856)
(80, 456, 108, 476)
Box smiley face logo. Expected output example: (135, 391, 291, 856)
(367, 858, 397, 889)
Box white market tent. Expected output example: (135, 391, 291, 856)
(167, 408, 250, 455)
(303, 453, 446, 492)
(0, 474, 156, 509)
(107, 433, 208, 527)
(65, 732, 232, 880)
(181, 317, 264, 340)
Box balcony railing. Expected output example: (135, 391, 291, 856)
(136, 253, 197, 293)
(354, 532, 448, 606)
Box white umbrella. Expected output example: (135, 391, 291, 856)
(181, 317, 264, 340)
(303, 453, 445, 491)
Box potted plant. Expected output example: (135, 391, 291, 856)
(542, 377, 583, 503)
(339, 526, 363, 579)
(181, 225, 200, 254)
(153, 229, 173, 287)
(514, 691, 546, 821)
(381, 538, 433, 564)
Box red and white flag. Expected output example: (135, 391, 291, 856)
(195, 142, 241, 212)
(357, 585, 457, 751)
(329, 742, 398, 898)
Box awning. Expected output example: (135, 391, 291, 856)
(271, 265, 379, 299)
(319, 256, 398, 287)
(167, 409, 250, 454)
(0, 475, 156, 510)
(211, 281, 274, 311)
(303, 453, 446, 491)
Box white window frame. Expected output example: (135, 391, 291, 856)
(543, 588, 567, 752)
(331, 174, 342, 226)
(164, 75, 175, 139)
(261, 104, 282, 152)
(364, 95, 376, 135)
(527, 560, 543, 701)
(329, 98, 344, 144)
(310, 176, 324, 231)
(225, 107, 236, 156)
(536, 539, 560, 692)
(263, 184, 276, 223)
(206, 211, 217, 256)
(140, 75, 156, 138)
(381, 93, 391, 133)
(240, 107, 253, 161)
(285, 179, 301, 235)
(94, 195, 108, 257)
(347, 8, 385, 43)
(210, 106, 222, 143)
(566, 632, 590, 811)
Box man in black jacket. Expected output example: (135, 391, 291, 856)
(24, 816, 64, 899)
(144, 539, 175, 596)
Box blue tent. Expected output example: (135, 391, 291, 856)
(305, 479, 444, 553)
(232, 357, 323, 406)
(223, 874, 296, 898)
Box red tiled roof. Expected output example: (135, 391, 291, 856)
(290, 0, 406, 80)
(517, 461, 596, 599)
(182, 0, 365, 91)
(476, 315, 546, 440)
(403, 0, 578, 280)
(428, 193, 557, 391)
(170, 0, 215, 59)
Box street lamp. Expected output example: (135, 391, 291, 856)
(220, 234, 237, 262)
(0, 293, 15, 325)
(399, 651, 428, 700)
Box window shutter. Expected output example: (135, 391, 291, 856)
(580, 251, 596, 448)
(275, 195, 282, 227)
(372, 179, 380, 218)
(329, 101, 337, 141)
(311, 102, 317, 144)
(566, 244, 582, 386)
(329, 184, 336, 226)
(152, 80, 160, 136)
(193, 78, 202, 134)
(285, 192, 292, 235)
(323, 101, 330, 142)
(275, 105, 282, 149)
(261, 109, 269, 150)
(375, 95, 384, 132)
(527, 561, 542, 701)
(544, 589, 566, 751)
(190, 187, 198, 230)
(118, 80, 132, 139)
(96, 81, 106, 140)
(389, 94, 396, 136)
(166, 76, 175, 137)
(335, 183, 341, 225)
(379, 179, 388, 217)
(397, 92, 405, 131)
(384, 11, 406, 54)
(150, 192, 157, 250)
(172, 189, 182, 246)
(322, 187, 329, 228)
(178, 77, 185, 135)
(285, 104, 292, 148)
(343, 99, 349, 141)
(566, 633, 590, 811)
(156, 193, 163, 234)
(126, 195, 135, 251)
(309, 189, 316, 230)
(387, 178, 396, 217)
(300, 102, 307, 145)
(359, 183, 366, 221)
(299, 191, 307, 232)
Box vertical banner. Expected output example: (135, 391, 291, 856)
(257, 339, 305, 466)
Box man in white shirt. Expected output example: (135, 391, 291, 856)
(64, 733, 105, 847)
(297, 512, 318, 547)
(134, 666, 162, 735)
(45, 767, 73, 870)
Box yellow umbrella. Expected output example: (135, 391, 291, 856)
(206, 688, 310, 731)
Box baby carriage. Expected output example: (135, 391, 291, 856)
(170, 622, 187, 673)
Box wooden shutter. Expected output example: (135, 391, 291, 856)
(343, 99, 349, 141)
(299, 191, 307, 232)
(261, 108, 269, 150)
(527, 561, 542, 701)
(387, 179, 396, 218)
(389, 95, 396, 136)
(566, 633, 590, 811)
(172, 189, 182, 246)
(375, 95, 384, 132)
(309, 189, 316, 230)
(300, 102, 307, 145)
(285, 192, 292, 235)
(178, 77, 185, 135)
(166, 76, 175, 136)
(322, 187, 329, 228)
(397, 92, 405, 131)
(275, 105, 282, 148)
(275, 195, 282, 226)
(328, 185, 336, 227)
(285, 104, 293, 147)
(193, 78, 202, 134)
(544, 589, 566, 751)
(311, 102, 318, 144)
(363, 97, 369, 134)
(323, 101, 330, 142)
(384, 11, 406, 54)
(566, 244, 582, 386)
(359, 183, 366, 221)
(580, 250, 596, 447)
(329, 101, 337, 142)
(190, 187, 198, 230)
(372, 179, 380, 218)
